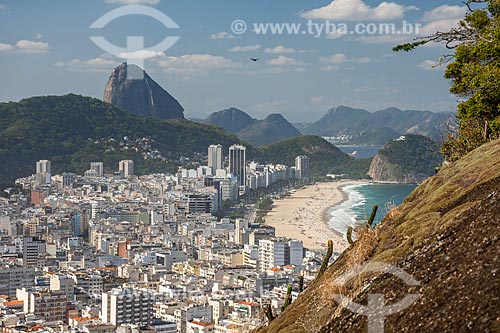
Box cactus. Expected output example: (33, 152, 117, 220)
(347, 226, 354, 246)
(264, 304, 276, 322)
(366, 205, 378, 228)
(298, 275, 304, 293)
(281, 285, 293, 312)
(316, 239, 333, 279)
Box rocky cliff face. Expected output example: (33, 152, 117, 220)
(368, 153, 427, 183)
(256, 138, 500, 333)
(368, 135, 442, 183)
(103, 63, 184, 120)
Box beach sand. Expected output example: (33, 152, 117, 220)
(264, 181, 364, 252)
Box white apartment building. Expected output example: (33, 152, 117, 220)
(90, 162, 104, 177)
(50, 274, 75, 301)
(208, 144, 223, 175)
(295, 155, 310, 179)
(258, 238, 285, 271)
(119, 160, 135, 178)
(174, 304, 213, 333)
(101, 288, 155, 326)
(35, 159, 51, 185)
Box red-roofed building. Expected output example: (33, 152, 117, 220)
(187, 319, 214, 333)
(233, 301, 260, 318)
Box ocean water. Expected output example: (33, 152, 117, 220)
(337, 145, 382, 159)
(328, 183, 417, 235)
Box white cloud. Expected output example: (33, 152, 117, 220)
(421, 5, 466, 23)
(264, 45, 295, 54)
(418, 60, 443, 71)
(419, 5, 467, 35)
(0, 42, 14, 52)
(320, 65, 340, 71)
(320, 53, 348, 64)
(266, 56, 305, 66)
(54, 57, 120, 72)
(0, 39, 51, 54)
(158, 54, 242, 75)
(105, 0, 160, 4)
(325, 32, 348, 40)
(15, 40, 50, 53)
(34, 33, 43, 40)
(118, 50, 164, 59)
(301, 0, 418, 21)
(211, 32, 238, 40)
(228, 44, 261, 52)
(319, 53, 370, 64)
(355, 5, 467, 45)
(354, 56, 371, 63)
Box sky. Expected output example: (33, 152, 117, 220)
(0, 0, 469, 122)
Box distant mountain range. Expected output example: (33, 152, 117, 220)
(103, 63, 184, 120)
(0, 95, 371, 188)
(0, 63, 446, 186)
(301, 105, 453, 144)
(200, 105, 453, 146)
(202, 108, 302, 146)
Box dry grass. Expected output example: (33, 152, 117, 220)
(258, 139, 500, 333)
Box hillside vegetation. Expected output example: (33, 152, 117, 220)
(0, 95, 372, 188)
(256, 138, 500, 332)
(368, 135, 443, 183)
(258, 135, 372, 179)
(0, 94, 242, 187)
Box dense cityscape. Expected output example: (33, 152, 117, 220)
(0, 143, 317, 333)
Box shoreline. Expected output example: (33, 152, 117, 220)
(263, 180, 367, 252)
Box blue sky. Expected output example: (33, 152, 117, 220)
(0, 0, 467, 122)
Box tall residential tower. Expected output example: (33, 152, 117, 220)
(229, 145, 246, 191)
(207, 144, 223, 174)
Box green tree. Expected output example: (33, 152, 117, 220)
(394, 0, 500, 161)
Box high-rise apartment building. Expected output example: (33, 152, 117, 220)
(258, 238, 304, 271)
(119, 160, 134, 178)
(208, 144, 223, 174)
(295, 155, 310, 179)
(90, 162, 104, 177)
(23, 236, 46, 266)
(229, 145, 246, 191)
(35, 160, 51, 185)
(258, 238, 285, 271)
(101, 288, 154, 326)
